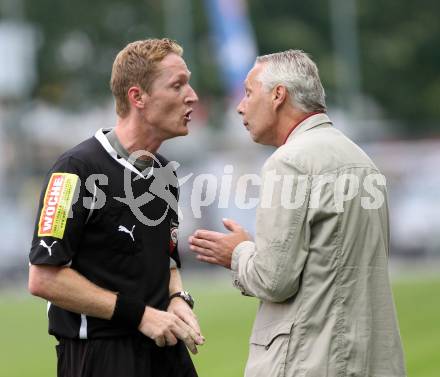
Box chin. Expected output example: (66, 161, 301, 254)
(167, 128, 188, 139)
(250, 131, 260, 143)
(250, 132, 273, 146)
(179, 127, 189, 136)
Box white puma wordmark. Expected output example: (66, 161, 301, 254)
(40, 240, 57, 256)
(118, 225, 136, 242)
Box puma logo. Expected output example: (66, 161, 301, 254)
(39, 240, 57, 256)
(118, 225, 136, 242)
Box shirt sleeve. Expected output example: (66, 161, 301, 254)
(169, 257, 177, 269)
(29, 156, 89, 266)
(168, 176, 181, 268)
(151, 155, 182, 268)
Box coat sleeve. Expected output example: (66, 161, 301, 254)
(231, 152, 312, 303)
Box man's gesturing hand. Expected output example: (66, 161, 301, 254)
(138, 306, 204, 354)
(189, 218, 251, 269)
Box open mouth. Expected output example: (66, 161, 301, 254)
(184, 109, 193, 121)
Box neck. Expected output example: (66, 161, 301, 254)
(276, 109, 323, 146)
(114, 115, 162, 157)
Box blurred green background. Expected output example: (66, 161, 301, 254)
(1, 1, 440, 376)
(1, 276, 439, 377)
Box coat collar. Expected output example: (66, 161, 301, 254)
(284, 113, 332, 144)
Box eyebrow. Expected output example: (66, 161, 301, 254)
(172, 71, 191, 81)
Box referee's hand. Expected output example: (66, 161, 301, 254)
(167, 297, 203, 338)
(138, 306, 205, 354)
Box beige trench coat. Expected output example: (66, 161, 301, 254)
(231, 113, 406, 377)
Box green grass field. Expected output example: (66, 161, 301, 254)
(1, 276, 439, 377)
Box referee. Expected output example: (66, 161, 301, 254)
(28, 38, 203, 377)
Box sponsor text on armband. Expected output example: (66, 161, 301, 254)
(38, 173, 79, 238)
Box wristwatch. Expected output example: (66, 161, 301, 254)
(170, 291, 194, 309)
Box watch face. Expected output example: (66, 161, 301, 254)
(182, 291, 190, 300)
(181, 291, 194, 307)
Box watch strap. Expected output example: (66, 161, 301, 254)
(170, 291, 194, 309)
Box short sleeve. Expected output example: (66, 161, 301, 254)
(168, 176, 181, 268)
(151, 154, 182, 268)
(29, 156, 89, 266)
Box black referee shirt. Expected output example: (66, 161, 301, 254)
(29, 129, 181, 339)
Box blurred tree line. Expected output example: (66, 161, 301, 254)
(15, 0, 440, 136)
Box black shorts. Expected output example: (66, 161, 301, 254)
(55, 335, 198, 377)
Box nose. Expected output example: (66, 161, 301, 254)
(237, 98, 244, 115)
(185, 85, 199, 105)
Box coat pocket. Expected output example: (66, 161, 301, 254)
(245, 320, 294, 377)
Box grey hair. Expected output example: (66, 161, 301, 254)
(256, 50, 326, 113)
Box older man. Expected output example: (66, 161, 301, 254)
(29, 38, 203, 377)
(189, 50, 406, 376)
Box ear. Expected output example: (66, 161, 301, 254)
(272, 85, 287, 111)
(127, 86, 146, 110)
